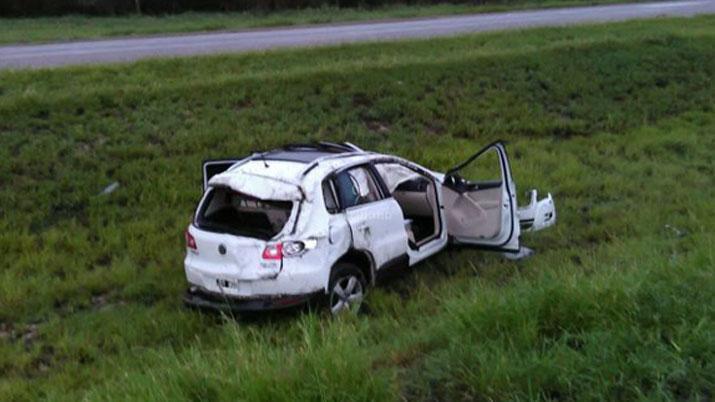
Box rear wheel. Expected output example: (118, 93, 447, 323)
(327, 263, 366, 315)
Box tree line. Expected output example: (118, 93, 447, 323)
(0, 0, 487, 17)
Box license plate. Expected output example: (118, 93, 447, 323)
(216, 278, 240, 289)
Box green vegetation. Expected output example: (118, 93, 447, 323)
(1, 0, 633, 45)
(1, 15, 714, 401)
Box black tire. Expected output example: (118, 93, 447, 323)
(326, 262, 367, 315)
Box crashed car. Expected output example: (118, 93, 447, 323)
(184, 141, 555, 314)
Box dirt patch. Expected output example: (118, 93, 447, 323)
(91, 294, 109, 309)
(372, 342, 431, 369)
(234, 98, 253, 112)
(94, 253, 113, 268)
(423, 121, 445, 135)
(0, 322, 14, 341)
(23, 324, 40, 347)
(352, 93, 372, 108)
(32, 345, 55, 374)
(0, 323, 42, 347)
(365, 120, 390, 134)
(2, 323, 43, 348)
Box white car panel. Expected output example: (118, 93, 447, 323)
(518, 190, 556, 232)
(185, 142, 555, 311)
(345, 198, 409, 270)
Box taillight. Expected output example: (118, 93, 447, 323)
(262, 243, 283, 260)
(185, 228, 197, 250)
(262, 239, 317, 260)
(282, 241, 306, 256)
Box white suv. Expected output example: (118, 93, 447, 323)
(184, 142, 555, 314)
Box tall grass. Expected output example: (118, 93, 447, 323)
(0, 16, 714, 401)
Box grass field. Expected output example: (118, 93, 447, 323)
(0, 0, 635, 45)
(1, 15, 714, 401)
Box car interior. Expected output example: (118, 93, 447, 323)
(374, 163, 441, 249)
(440, 147, 505, 241)
(197, 187, 293, 240)
(440, 179, 503, 240)
(333, 167, 381, 208)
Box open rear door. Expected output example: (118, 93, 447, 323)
(203, 159, 241, 191)
(441, 141, 520, 252)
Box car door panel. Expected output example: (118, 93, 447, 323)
(345, 199, 408, 270)
(442, 141, 520, 252)
(332, 165, 409, 270)
(442, 186, 503, 240)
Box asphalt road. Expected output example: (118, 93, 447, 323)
(1, 0, 714, 69)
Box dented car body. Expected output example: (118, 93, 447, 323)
(184, 141, 555, 314)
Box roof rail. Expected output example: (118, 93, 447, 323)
(231, 142, 366, 178)
(300, 151, 369, 177)
(277, 142, 357, 154)
(341, 142, 364, 152)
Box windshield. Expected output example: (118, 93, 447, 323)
(196, 187, 293, 240)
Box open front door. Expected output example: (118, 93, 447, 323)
(441, 141, 520, 252)
(202, 159, 241, 191)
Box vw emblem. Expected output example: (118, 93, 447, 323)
(218, 244, 227, 255)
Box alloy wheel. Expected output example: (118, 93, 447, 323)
(329, 275, 364, 314)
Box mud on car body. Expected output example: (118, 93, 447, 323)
(184, 142, 556, 314)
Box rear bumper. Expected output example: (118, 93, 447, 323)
(183, 286, 320, 313)
(184, 249, 329, 298)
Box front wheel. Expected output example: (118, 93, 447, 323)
(327, 263, 366, 315)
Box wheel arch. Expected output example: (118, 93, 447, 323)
(331, 248, 376, 288)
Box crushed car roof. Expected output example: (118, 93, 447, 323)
(260, 142, 360, 163)
(208, 142, 381, 201)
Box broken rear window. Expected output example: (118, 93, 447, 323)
(196, 187, 293, 240)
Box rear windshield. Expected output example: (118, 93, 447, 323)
(196, 187, 293, 240)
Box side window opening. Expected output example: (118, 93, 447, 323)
(334, 171, 358, 208)
(322, 180, 338, 213)
(455, 148, 503, 185)
(333, 166, 381, 209)
(196, 187, 293, 240)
